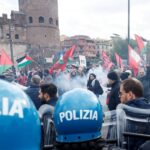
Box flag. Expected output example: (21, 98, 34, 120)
(58, 53, 64, 64)
(128, 45, 141, 76)
(49, 62, 67, 74)
(115, 53, 123, 68)
(135, 34, 145, 53)
(0, 50, 13, 74)
(63, 45, 76, 62)
(101, 51, 113, 70)
(16, 55, 32, 68)
(49, 45, 76, 74)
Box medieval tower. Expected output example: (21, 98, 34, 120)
(18, 0, 60, 48)
(0, 0, 60, 61)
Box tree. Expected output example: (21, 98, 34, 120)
(111, 37, 137, 60)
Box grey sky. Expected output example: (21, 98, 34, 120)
(0, 0, 150, 39)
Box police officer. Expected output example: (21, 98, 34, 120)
(0, 79, 41, 150)
(53, 88, 105, 150)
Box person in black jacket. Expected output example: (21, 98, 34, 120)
(107, 71, 120, 111)
(138, 67, 150, 103)
(87, 73, 103, 98)
(25, 75, 42, 109)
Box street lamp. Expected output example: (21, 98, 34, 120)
(8, 19, 16, 78)
(8, 20, 14, 63)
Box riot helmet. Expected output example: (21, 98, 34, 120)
(0, 80, 41, 150)
(54, 88, 103, 143)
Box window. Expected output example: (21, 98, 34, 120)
(56, 20, 59, 26)
(39, 16, 44, 23)
(29, 16, 33, 23)
(15, 34, 19, 39)
(6, 33, 10, 39)
(49, 18, 53, 24)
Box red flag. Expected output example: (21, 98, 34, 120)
(115, 53, 122, 68)
(135, 34, 144, 53)
(49, 62, 66, 74)
(101, 51, 113, 70)
(128, 45, 141, 76)
(63, 45, 76, 62)
(49, 45, 76, 74)
(0, 50, 13, 65)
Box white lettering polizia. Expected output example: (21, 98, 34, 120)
(0, 97, 24, 118)
(59, 110, 98, 123)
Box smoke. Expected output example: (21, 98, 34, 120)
(54, 65, 109, 109)
(54, 72, 87, 92)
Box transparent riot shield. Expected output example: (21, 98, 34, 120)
(101, 110, 117, 145)
(116, 104, 150, 150)
(38, 104, 56, 149)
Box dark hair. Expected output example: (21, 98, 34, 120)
(40, 83, 57, 97)
(89, 73, 96, 78)
(107, 71, 119, 81)
(121, 78, 143, 97)
(120, 72, 130, 81)
(54, 138, 105, 150)
(44, 69, 49, 74)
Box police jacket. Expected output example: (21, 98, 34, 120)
(125, 97, 150, 109)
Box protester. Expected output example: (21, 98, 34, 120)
(120, 72, 130, 81)
(138, 66, 150, 102)
(138, 67, 146, 78)
(17, 71, 27, 86)
(39, 83, 58, 107)
(87, 73, 103, 98)
(107, 71, 120, 110)
(43, 69, 53, 84)
(25, 74, 42, 109)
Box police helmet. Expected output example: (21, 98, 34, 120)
(54, 88, 103, 143)
(0, 80, 41, 150)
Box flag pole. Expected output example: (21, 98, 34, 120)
(127, 0, 130, 66)
(128, 0, 130, 45)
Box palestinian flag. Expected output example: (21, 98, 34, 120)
(0, 50, 13, 74)
(16, 55, 32, 68)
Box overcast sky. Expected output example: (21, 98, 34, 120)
(0, 0, 150, 40)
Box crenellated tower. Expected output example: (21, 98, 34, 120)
(18, 0, 60, 48)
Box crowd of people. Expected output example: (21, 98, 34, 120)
(0, 63, 150, 149)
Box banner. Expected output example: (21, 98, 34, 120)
(79, 55, 86, 67)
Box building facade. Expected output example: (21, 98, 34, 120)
(60, 35, 112, 65)
(0, 0, 60, 61)
(61, 35, 97, 64)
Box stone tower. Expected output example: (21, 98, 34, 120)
(18, 0, 60, 48)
